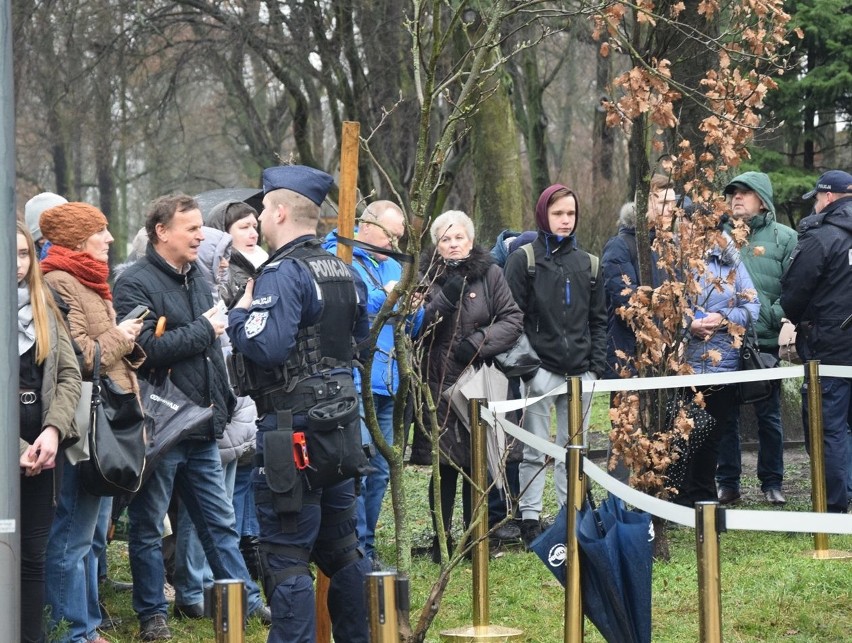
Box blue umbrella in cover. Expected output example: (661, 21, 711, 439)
(576, 493, 653, 643)
(531, 493, 654, 643)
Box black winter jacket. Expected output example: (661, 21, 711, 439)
(420, 246, 523, 467)
(113, 244, 236, 439)
(504, 232, 607, 377)
(781, 196, 852, 365)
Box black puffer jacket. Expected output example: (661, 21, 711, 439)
(113, 244, 236, 439)
(418, 245, 523, 467)
(781, 196, 852, 365)
(504, 232, 607, 377)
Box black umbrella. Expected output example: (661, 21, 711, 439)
(576, 494, 654, 643)
(194, 187, 263, 222)
(530, 493, 653, 643)
(139, 375, 214, 483)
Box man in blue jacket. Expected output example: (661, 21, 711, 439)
(322, 200, 423, 562)
(781, 170, 852, 513)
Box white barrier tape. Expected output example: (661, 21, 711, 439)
(818, 365, 852, 379)
(488, 363, 852, 414)
(482, 408, 852, 535)
(581, 457, 696, 527)
(724, 508, 852, 534)
(581, 365, 805, 395)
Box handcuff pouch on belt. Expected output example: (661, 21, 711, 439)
(261, 410, 303, 518)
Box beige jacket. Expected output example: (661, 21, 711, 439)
(44, 270, 144, 394)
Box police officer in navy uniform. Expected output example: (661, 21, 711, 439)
(228, 165, 371, 642)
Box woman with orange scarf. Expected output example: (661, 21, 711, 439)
(39, 203, 145, 643)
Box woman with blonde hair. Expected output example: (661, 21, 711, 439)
(16, 220, 82, 642)
(418, 210, 523, 561)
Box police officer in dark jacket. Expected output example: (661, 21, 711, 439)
(114, 195, 268, 641)
(228, 165, 371, 642)
(781, 170, 852, 513)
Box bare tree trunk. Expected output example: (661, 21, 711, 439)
(469, 65, 524, 242)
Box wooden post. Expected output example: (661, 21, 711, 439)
(336, 121, 360, 263)
(315, 120, 360, 643)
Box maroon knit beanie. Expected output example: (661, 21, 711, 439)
(535, 184, 579, 234)
(40, 203, 109, 250)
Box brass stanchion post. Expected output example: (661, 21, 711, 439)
(210, 579, 246, 643)
(563, 375, 584, 643)
(695, 502, 723, 643)
(470, 398, 489, 626)
(805, 360, 830, 555)
(440, 400, 523, 642)
(804, 361, 851, 559)
(367, 571, 398, 643)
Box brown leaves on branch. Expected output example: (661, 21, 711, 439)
(593, 0, 792, 494)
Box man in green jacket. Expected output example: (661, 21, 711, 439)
(716, 171, 797, 505)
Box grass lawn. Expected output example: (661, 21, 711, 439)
(95, 392, 852, 642)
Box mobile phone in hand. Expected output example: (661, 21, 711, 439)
(121, 305, 150, 323)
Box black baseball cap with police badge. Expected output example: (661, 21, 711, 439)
(259, 164, 334, 205)
(802, 170, 852, 200)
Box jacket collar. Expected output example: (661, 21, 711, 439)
(145, 243, 197, 282)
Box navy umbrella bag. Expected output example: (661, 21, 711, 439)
(531, 493, 654, 643)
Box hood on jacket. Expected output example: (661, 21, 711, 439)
(207, 199, 259, 233)
(195, 226, 233, 294)
(724, 171, 775, 216)
(535, 184, 579, 234)
(490, 229, 537, 267)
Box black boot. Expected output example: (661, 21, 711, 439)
(240, 536, 261, 582)
(430, 535, 454, 564)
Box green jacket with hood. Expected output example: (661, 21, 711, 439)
(724, 171, 797, 349)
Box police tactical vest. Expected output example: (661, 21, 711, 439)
(286, 239, 358, 374)
(230, 239, 359, 413)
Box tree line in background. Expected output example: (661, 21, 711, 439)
(12, 0, 850, 262)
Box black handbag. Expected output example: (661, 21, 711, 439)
(493, 333, 541, 378)
(736, 312, 778, 405)
(79, 343, 147, 496)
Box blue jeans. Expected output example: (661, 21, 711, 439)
(716, 381, 784, 492)
(356, 393, 394, 558)
(45, 461, 113, 642)
(128, 440, 262, 621)
(801, 376, 851, 513)
(233, 464, 259, 537)
(174, 459, 237, 606)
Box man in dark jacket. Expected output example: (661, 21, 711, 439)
(114, 195, 269, 640)
(716, 172, 797, 506)
(781, 169, 852, 513)
(504, 184, 607, 546)
(601, 179, 674, 380)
